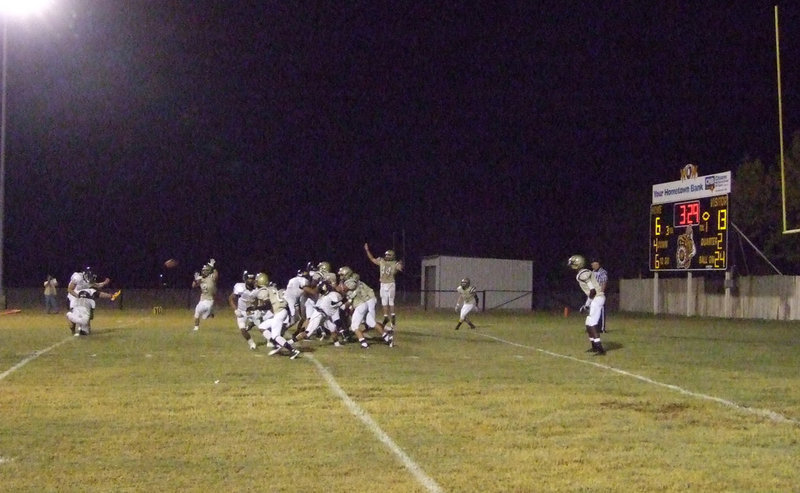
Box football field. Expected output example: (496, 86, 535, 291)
(1, 308, 799, 492)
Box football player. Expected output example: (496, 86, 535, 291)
(290, 281, 345, 347)
(344, 276, 393, 348)
(66, 266, 118, 335)
(454, 278, 478, 330)
(568, 254, 606, 355)
(364, 244, 403, 329)
(299, 261, 337, 339)
(66, 290, 97, 336)
(66, 288, 118, 336)
(229, 271, 260, 350)
(255, 273, 301, 359)
(192, 259, 218, 331)
(283, 268, 310, 331)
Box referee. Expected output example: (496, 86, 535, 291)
(591, 258, 608, 333)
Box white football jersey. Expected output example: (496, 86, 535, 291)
(232, 282, 259, 312)
(69, 272, 92, 292)
(315, 291, 343, 317)
(285, 275, 309, 299)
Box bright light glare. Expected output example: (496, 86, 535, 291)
(0, 0, 54, 17)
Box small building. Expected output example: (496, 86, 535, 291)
(420, 255, 533, 310)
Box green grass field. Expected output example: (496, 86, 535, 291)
(1, 307, 799, 492)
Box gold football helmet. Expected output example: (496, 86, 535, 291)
(567, 255, 586, 270)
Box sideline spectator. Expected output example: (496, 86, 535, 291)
(43, 275, 59, 314)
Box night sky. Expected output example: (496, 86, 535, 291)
(4, 2, 800, 290)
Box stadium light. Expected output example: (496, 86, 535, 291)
(0, 0, 55, 306)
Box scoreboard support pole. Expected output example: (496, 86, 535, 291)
(724, 271, 733, 318)
(653, 272, 659, 315)
(687, 272, 694, 317)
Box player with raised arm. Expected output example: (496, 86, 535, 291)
(364, 244, 403, 329)
(454, 278, 478, 330)
(192, 259, 218, 331)
(568, 254, 606, 355)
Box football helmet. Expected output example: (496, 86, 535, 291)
(337, 266, 353, 280)
(567, 254, 586, 270)
(344, 278, 358, 291)
(82, 266, 96, 284)
(201, 263, 214, 276)
(255, 272, 269, 288)
(385, 250, 396, 261)
(460, 278, 471, 288)
(242, 270, 256, 288)
(317, 261, 331, 273)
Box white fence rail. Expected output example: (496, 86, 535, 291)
(621, 275, 800, 320)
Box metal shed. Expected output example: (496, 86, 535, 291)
(420, 255, 533, 310)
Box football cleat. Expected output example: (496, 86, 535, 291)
(268, 347, 282, 356)
(290, 349, 301, 359)
(110, 290, 122, 301)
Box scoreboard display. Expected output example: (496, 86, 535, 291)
(649, 194, 728, 271)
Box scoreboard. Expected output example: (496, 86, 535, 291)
(649, 195, 728, 270)
(650, 171, 731, 271)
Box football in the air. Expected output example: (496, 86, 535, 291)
(164, 259, 179, 269)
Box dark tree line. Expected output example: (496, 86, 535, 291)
(731, 130, 800, 275)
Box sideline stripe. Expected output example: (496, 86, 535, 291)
(0, 317, 148, 383)
(306, 354, 444, 493)
(479, 333, 800, 426)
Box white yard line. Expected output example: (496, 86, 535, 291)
(306, 353, 444, 493)
(0, 338, 72, 382)
(479, 332, 800, 426)
(0, 317, 148, 383)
